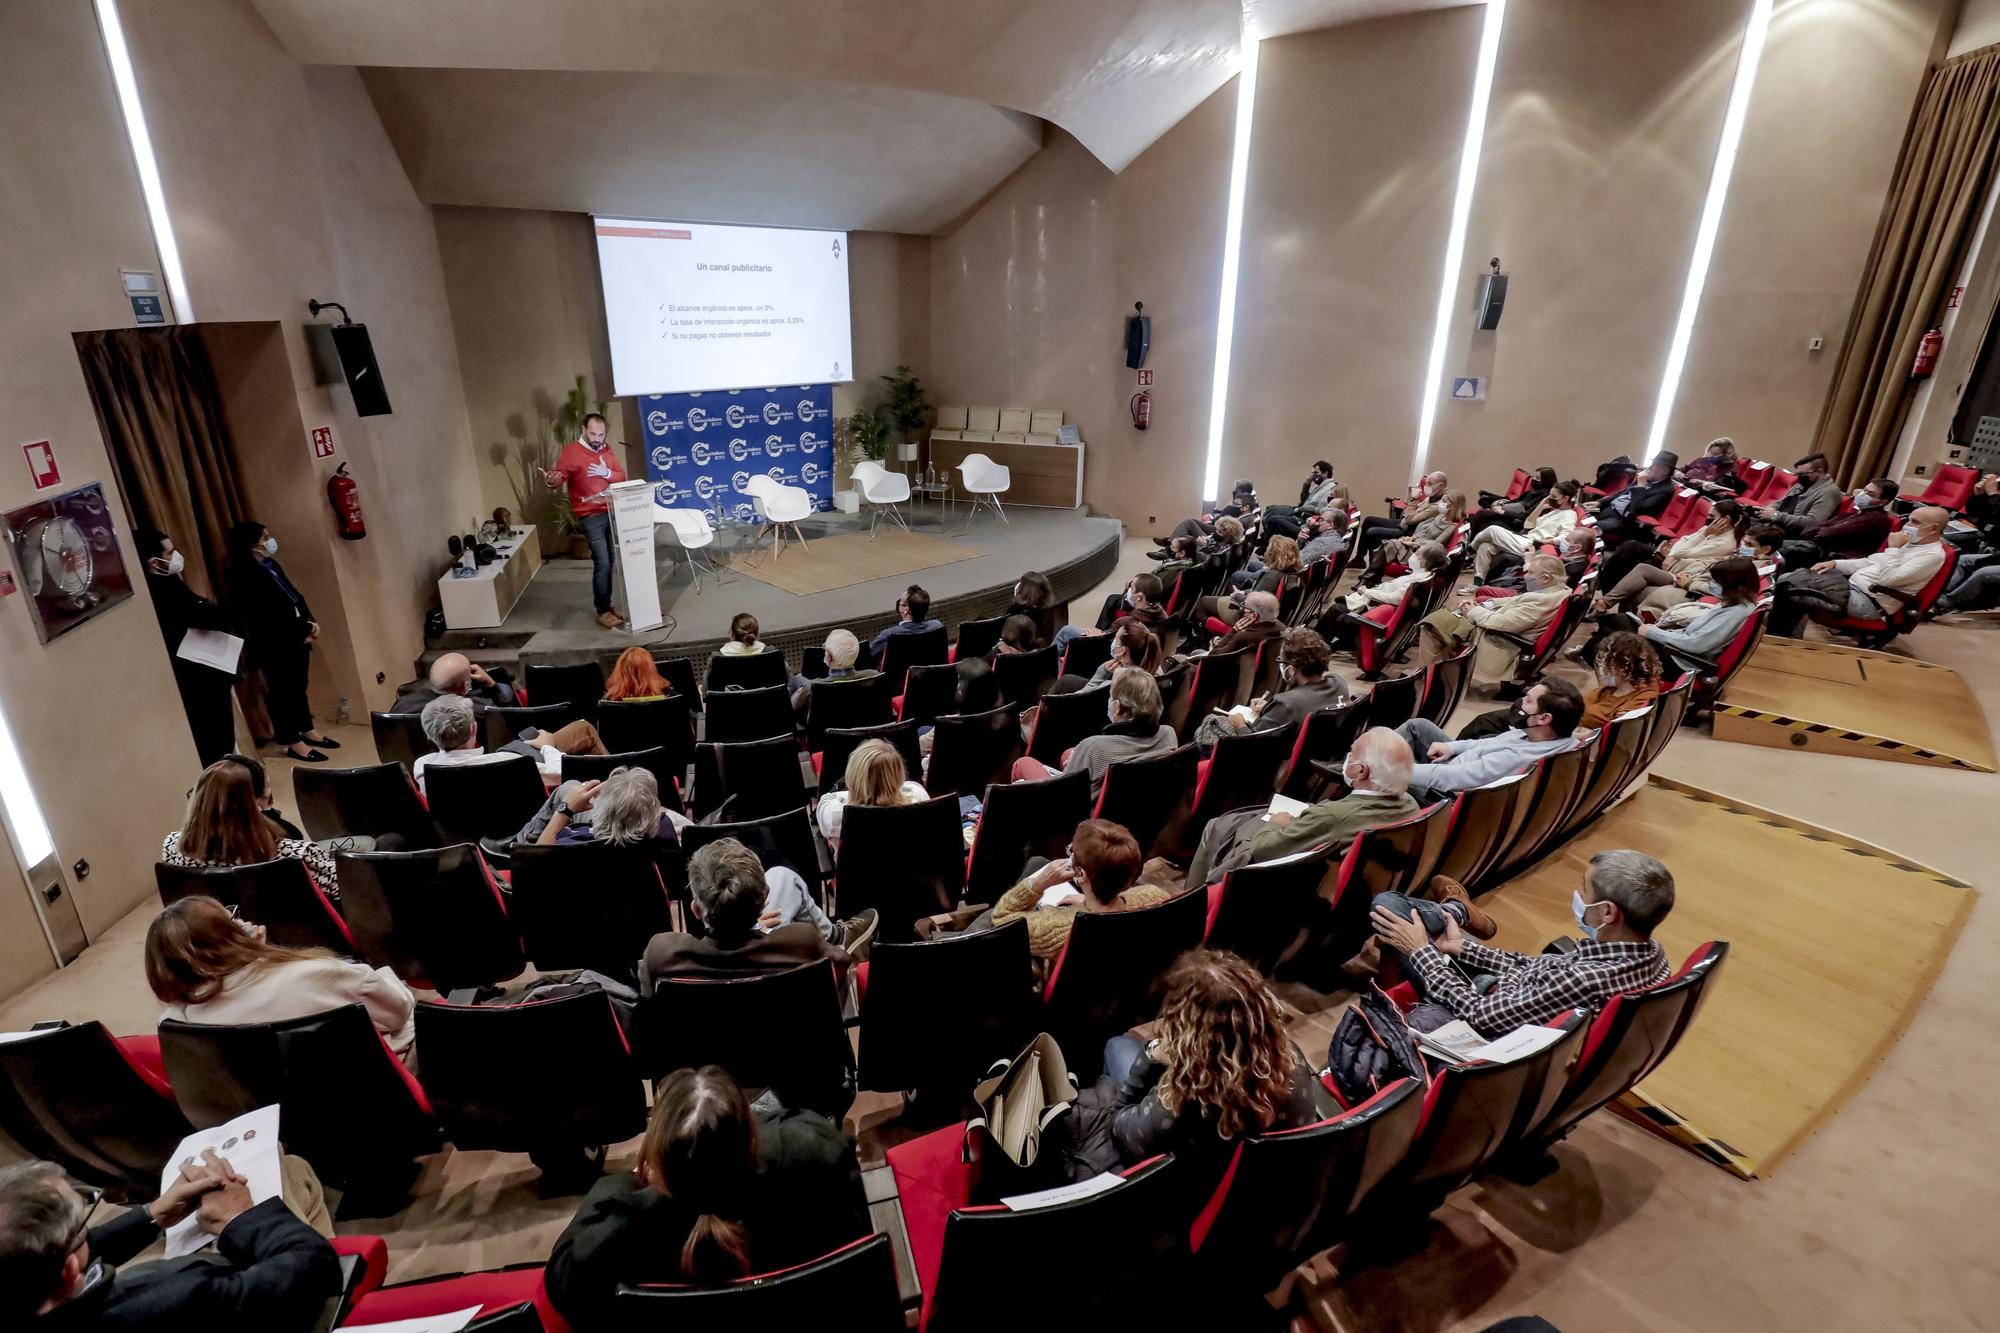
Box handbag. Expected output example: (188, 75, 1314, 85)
(966, 1032, 1077, 1171)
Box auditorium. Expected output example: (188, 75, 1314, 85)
(5, 1, 2000, 1328)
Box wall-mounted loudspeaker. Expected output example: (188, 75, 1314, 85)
(305, 300, 393, 416)
(1124, 301, 1151, 369)
(1477, 259, 1508, 331)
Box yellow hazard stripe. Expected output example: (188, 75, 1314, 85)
(1611, 1089, 1758, 1179)
(1713, 703, 1996, 772)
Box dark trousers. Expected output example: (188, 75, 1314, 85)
(1096, 591, 1131, 631)
(259, 639, 315, 745)
(581, 510, 615, 614)
(1466, 507, 1521, 537)
(1358, 516, 1405, 552)
(174, 662, 237, 767)
(1455, 705, 1519, 741)
(1262, 508, 1304, 540)
(1168, 517, 1207, 542)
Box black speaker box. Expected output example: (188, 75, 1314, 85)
(324, 323, 392, 416)
(1477, 272, 1508, 331)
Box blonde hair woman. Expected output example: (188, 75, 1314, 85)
(814, 739, 928, 848)
(1063, 950, 1319, 1180)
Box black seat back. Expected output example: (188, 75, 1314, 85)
(1025, 685, 1111, 765)
(1092, 742, 1198, 860)
(633, 959, 853, 1118)
(703, 683, 796, 744)
(878, 625, 950, 692)
(0, 1022, 191, 1198)
(994, 645, 1059, 708)
(680, 807, 821, 891)
(158, 1004, 439, 1193)
(1496, 734, 1601, 876)
(335, 844, 523, 992)
(653, 656, 701, 710)
(1043, 887, 1208, 1080)
(614, 1233, 903, 1329)
(295, 761, 440, 850)
(1202, 844, 1333, 977)
(1561, 704, 1654, 838)
(834, 795, 967, 942)
(1059, 631, 1116, 681)
(413, 990, 646, 1153)
(424, 753, 549, 842)
(510, 840, 674, 979)
(485, 702, 580, 748)
(524, 660, 608, 723)
(1168, 647, 1247, 744)
(965, 767, 1093, 904)
(818, 719, 924, 788)
(1183, 722, 1300, 853)
(858, 919, 1038, 1096)
(1364, 667, 1425, 731)
(598, 695, 696, 777)
(692, 735, 809, 821)
(899, 662, 962, 728)
(804, 672, 896, 751)
(1425, 771, 1536, 892)
(926, 705, 1024, 799)
(369, 711, 431, 773)
(705, 650, 789, 694)
(561, 747, 687, 813)
(1403, 1011, 1587, 1203)
(1417, 643, 1475, 725)
(153, 858, 354, 955)
(953, 615, 1006, 661)
(1280, 698, 1370, 798)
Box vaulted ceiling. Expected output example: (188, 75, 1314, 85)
(251, 0, 1471, 232)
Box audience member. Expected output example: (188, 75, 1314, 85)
(1588, 452, 1678, 543)
(393, 650, 517, 715)
(1070, 572, 1165, 646)
(1297, 508, 1352, 566)
(1469, 467, 1559, 535)
(1596, 556, 1761, 674)
(516, 765, 683, 850)
(991, 819, 1162, 961)
(641, 839, 850, 985)
(868, 584, 943, 663)
(414, 694, 562, 795)
(1011, 667, 1176, 796)
(1483, 524, 1593, 592)
(1469, 481, 1579, 579)
(815, 739, 928, 849)
(1395, 677, 1586, 803)
(602, 646, 672, 702)
(1229, 533, 1305, 591)
(1054, 620, 1161, 693)
(228, 519, 338, 763)
(162, 760, 341, 900)
(217, 751, 306, 841)
(1195, 627, 1347, 748)
(1580, 632, 1663, 729)
(791, 628, 878, 717)
(1208, 590, 1286, 656)
(997, 614, 1042, 655)
(1768, 506, 1947, 637)
(1366, 491, 1467, 580)
(1756, 453, 1842, 535)
(1320, 542, 1447, 648)
(146, 895, 416, 1062)
(1372, 848, 1674, 1036)
(543, 1065, 868, 1331)
(1260, 459, 1338, 538)
(0, 1156, 339, 1329)
(1593, 500, 1741, 615)
(1420, 553, 1571, 685)
(720, 612, 775, 655)
(1679, 436, 1743, 491)
(948, 658, 1001, 717)
(1004, 571, 1056, 644)
(1061, 951, 1319, 1181)
(134, 526, 241, 767)
(1787, 478, 1898, 564)
(1184, 727, 1419, 888)
(1358, 471, 1449, 552)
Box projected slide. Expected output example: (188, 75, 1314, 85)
(595, 218, 854, 396)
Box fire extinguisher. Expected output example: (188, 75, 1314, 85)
(1912, 326, 1944, 379)
(1130, 389, 1152, 431)
(327, 462, 366, 541)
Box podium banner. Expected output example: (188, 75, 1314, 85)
(639, 384, 835, 530)
(608, 480, 663, 632)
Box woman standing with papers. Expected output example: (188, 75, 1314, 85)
(136, 527, 242, 767)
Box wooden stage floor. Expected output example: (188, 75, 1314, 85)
(1480, 777, 1977, 1178)
(1715, 637, 1997, 772)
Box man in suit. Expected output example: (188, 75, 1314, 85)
(0, 1154, 339, 1330)
(1588, 451, 1679, 542)
(641, 838, 848, 987)
(1419, 554, 1571, 686)
(391, 651, 516, 717)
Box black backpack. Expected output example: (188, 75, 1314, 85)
(1325, 982, 1429, 1109)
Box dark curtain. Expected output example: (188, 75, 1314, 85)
(1814, 47, 2000, 485)
(74, 326, 271, 739)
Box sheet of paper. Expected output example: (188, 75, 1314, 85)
(1265, 794, 1309, 821)
(176, 628, 244, 675)
(1414, 1019, 1487, 1062)
(1001, 1170, 1124, 1212)
(1038, 883, 1082, 909)
(160, 1104, 282, 1258)
(1467, 1023, 1570, 1065)
(335, 1310, 483, 1333)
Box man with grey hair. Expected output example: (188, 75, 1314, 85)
(640, 837, 852, 987)
(0, 1153, 338, 1326)
(1372, 848, 1675, 1037)
(522, 766, 681, 848)
(1184, 726, 1421, 889)
(1209, 589, 1285, 657)
(393, 651, 606, 756)
(790, 627, 880, 719)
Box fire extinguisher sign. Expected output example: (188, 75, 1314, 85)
(1136, 369, 1153, 386)
(309, 425, 336, 459)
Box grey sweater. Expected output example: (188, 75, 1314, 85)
(1066, 722, 1180, 796)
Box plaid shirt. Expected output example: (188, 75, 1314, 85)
(1407, 937, 1670, 1038)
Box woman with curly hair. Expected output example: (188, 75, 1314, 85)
(1062, 949, 1319, 1181)
(1580, 630, 1663, 729)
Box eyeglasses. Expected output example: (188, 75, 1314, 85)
(61, 1184, 104, 1255)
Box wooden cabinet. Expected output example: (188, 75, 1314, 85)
(927, 439, 1084, 508)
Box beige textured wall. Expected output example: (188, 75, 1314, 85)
(0, 2, 198, 985)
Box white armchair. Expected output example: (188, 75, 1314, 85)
(654, 504, 719, 592)
(850, 460, 912, 535)
(742, 474, 814, 561)
(958, 452, 1012, 525)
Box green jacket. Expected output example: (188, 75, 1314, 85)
(1250, 788, 1420, 863)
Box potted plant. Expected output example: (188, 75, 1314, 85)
(879, 365, 932, 448)
(833, 406, 891, 512)
(534, 376, 599, 558)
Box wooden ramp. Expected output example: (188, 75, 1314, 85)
(1714, 637, 1996, 772)
(1481, 779, 1975, 1177)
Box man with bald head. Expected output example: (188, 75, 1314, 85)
(1209, 590, 1286, 657)
(393, 651, 607, 756)
(1768, 505, 1950, 636)
(1358, 470, 1450, 553)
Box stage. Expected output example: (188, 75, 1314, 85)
(429, 503, 1125, 672)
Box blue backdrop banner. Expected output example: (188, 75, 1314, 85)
(639, 384, 835, 528)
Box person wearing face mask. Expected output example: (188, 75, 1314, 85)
(1592, 500, 1744, 618)
(1395, 677, 1587, 804)
(1419, 554, 1572, 686)
(1371, 849, 1675, 1038)
(1782, 478, 1897, 566)
(1010, 667, 1177, 798)
(1193, 627, 1348, 749)
(1767, 505, 1951, 637)
(1586, 452, 1679, 543)
(1756, 452, 1843, 535)
(227, 520, 338, 763)
(135, 528, 243, 767)
(1183, 727, 1420, 890)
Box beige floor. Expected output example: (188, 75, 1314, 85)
(8, 536, 1999, 1328)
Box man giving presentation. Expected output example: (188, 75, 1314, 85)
(544, 411, 627, 628)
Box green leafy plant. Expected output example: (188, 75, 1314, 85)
(541, 375, 600, 538)
(839, 405, 894, 466)
(878, 364, 932, 441)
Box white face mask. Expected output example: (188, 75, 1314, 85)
(1572, 889, 1604, 940)
(1737, 542, 1756, 557)
(154, 550, 185, 577)
(1343, 760, 1366, 788)
(1853, 492, 1877, 509)
(262, 537, 279, 557)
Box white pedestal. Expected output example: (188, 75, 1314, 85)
(436, 526, 541, 630)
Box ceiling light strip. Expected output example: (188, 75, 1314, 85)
(95, 0, 193, 322)
(1201, 38, 1262, 503)
(1410, 0, 1509, 484)
(1643, 0, 1774, 460)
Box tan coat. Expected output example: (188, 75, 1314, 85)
(1461, 582, 1570, 681)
